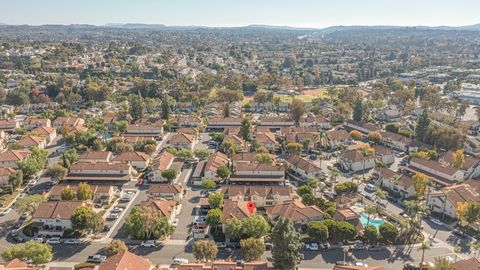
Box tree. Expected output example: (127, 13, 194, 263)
(241, 238, 265, 262)
(61, 186, 76, 200)
(457, 201, 480, 226)
(45, 164, 67, 181)
(71, 206, 104, 235)
(307, 221, 328, 242)
(452, 150, 465, 169)
(8, 170, 23, 192)
(413, 172, 428, 199)
(216, 165, 231, 182)
(290, 98, 306, 124)
(242, 214, 271, 238)
(418, 241, 430, 264)
(385, 123, 400, 133)
(1, 241, 52, 265)
(176, 148, 193, 160)
(201, 179, 216, 190)
(206, 209, 222, 232)
(350, 130, 362, 140)
(334, 182, 357, 195)
(18, 147, 49, 178)
(367, 131, 382, 143)
(193, 240, 218, 262)
(77, 182, 93, 200)
(352, 98, 363, 122)
(271, 218, 303, 270)
(129, 94, 144, 121)
(333, 221, 356, 242)
(379, 222, 399, 243)
(224, 218, 243, 241)
(194, 149, 210, 160)
(13, 195, 46, 216)
(416, 110, 430, 142)
(220, 141, 237, 157)
(124, 206, 174, 239)
(433, 256, 453, 270)
(106, 240, 128, 257)
(161, 168, 177, 183)
(208, 192, 224, 209)
(255, 153, 273, 164)
(286, 142, 302, 155)
(364, 225, 379, 243)
(240, 118, 252, 141)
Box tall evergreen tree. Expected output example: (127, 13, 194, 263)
(271, 219, 303, 270)
(240, 118, 251, 141)
(416, 110, 430, 142)
(352, 98, 363, 122)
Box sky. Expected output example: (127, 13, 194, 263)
(1, 0, 479, 28)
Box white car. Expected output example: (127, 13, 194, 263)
(305, 243, 319, 251)
(172, 218, 179, 227)
(112, 207, 124, 213)
(430, 218, 444, 226)
(172, 258, 188, 265)
(364, 184, 376, 192)
(107, 213, 119, 220)
(64, 239, 81, 245)
(46, 237, 61, 244)
(33, 237, 44, 243)
(355, 262, 369, 267)
(140, 240, 157, 247)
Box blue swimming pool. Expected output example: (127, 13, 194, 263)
(359, 213, 385, 229)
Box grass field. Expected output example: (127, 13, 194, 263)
(275, 88, 328, 103)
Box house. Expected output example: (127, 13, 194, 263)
(17, 135, 47, 149)
(258, 116, 294, 127)
(52, 117, 85, 129)
(326, 130, 350, 149)
(49, 184, 117, 205)
(376, 105, 402, 122)
(126, 119, 164, 138)
(265, 199, 324, 228)
(333, 208, 363, 231)
(451, 257, 480, 270)
(112, 151, 151, 169)
(24, 118, 51, 130)
(0, 258, 37, 270)
(220, 185, 293, 207)
(31, 126, 57, 144)
(149, 151, 176, 182)
(426, 183, 480, 219)
(140, 199, 178, 224)
(407, 157, 464, 186)
(345, 120, 379, 134)
(254, 132, 279, 152)
(338, 150, 376, 173)
(223, 134, 248, 152)
(174, 261, 271, 270)
(0, 149, 31, 168)
(299, 115, 331, 130)
(0, 119, 19, 132)
(221, 199, 256, 225)
(169, 132, 196, 150)
(0, 167, 16, 188)
(32, 201, 87, 236)
(64, 163, 132, 183)
(206, 117, 242, 132)
(78, 151, 113, 163)
(231, 152, 275, 167)
(147, 183, 183, 202)
(286, 155, 322, 180)
(372, 145, 395, 165)
(440, 150, 480, 179)
(375, 167, 415, 199)
(99, 251, 152, 270)
(191, 152, 229, 184)
(174, 115, 203, 127)
(380, 131, 417, 153)
(230, 164, 285, 185)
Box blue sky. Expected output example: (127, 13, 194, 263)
(1, 0, 479, 27)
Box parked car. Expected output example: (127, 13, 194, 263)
(46, 237, 61, 244)
(140, 240, 157, 247)
(111, 207, 124, 213)
(403, 262, 420, 270)
(10, 229, 18, 237)
(336, 261, 350, 266)
(452, 229, 467, 238)
(107, 213, 119, 220)
(236, 259, 246, 266)
(103, 225, 111, 232)
(32, 237, 44, 243)
(305, 243, 319, 251)
(265, 243, 273, 250)
(355, 262, 369, 267)
(430, 218, 444, 226)
(87, 255, 107, 263)
(364, 184, 376, 192)
(0, 208, 12, 216)
(64, 239, 81, 245)
(172, 258, 188, 265)
(215, 242, 226, 249)
(13, 236, 25, 243)
(172, 218, 179, 227)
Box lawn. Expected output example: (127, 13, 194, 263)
(275, 88, 328, 103)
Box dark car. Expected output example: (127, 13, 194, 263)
(403, 262, 420, 270)
(452, 229, 467, 238)
(103, 225, 111, 232)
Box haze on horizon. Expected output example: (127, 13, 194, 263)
(1, 0, 479, 28)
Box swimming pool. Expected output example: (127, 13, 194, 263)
(359, 213, 385, 229)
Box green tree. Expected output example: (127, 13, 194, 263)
(8, 170, 23, 192)
(334, 182, 357, 195)
(255, 153, 273, 164)
(224, 218, 243, 241)
(194, 149, 210, 160)
(192, 240, 218, 262)
(18, 147, 49, 178)
(106, 240, 128, 257)
(385, 123, 400, 133)
(77, 182, 93, 200)
(13, 195, 46, 216)
(45, 164, 68, 181)
(1, 241, 53, 265)
(61, 186, 76, 200)
(333, 221, 356, 242)
(240, 118, 252, 141)
(352, 98, 363, 122)
(290, 98, 306, 124)
(307, 221, 328, 242)
(286, 142, 302, 155)
(206, 209, 222, 232)
(240, 238, 265, 262)
(161, 168, 177, 183)
(201, 179, 216, 190)
(379, 222, 399, 243)
(129, 94, 144, 121)
(242, 214, 271, 238)
(208, 192, 224, 209)
(433, 256, 453, 270)
(416, 110, 430, 142)
(271, 219, 303, 270)
(176, 148, 193, 160)
(124, 206, 174, 239)
(216, 165, 231, 182)
(364, 225, 379, 243)
(71, 206, 104, 235)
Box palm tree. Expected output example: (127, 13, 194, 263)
(433, 256, 453, 270)
(365, 205, 377, 227)
(418, 241, 430, 264)
(360, 147, 375, 181)
(315, 131, 328, 149)
(441, 190, 452, 221)
(405, 200, 430, 239)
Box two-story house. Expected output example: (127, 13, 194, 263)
(338, 149, 376, 173)
(112, 151, 151, 169)
(0, 149, 31, 168)
(149, 151, 176, 182)
(32, 201, 87, 236)
(220, 185, 293, 207)
(147, 183, 183, 202)
(64, 163, 132, 184)
(286, 155, 322, 180)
